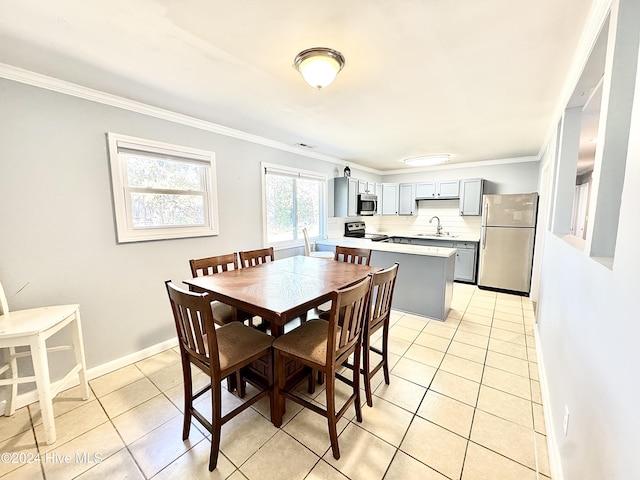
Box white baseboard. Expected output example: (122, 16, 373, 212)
(535, 324, 564, 480)
(0, 337, 179, 415)
(85, 337, 179, 380)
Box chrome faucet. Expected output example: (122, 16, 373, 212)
(429, 215, 443, 235)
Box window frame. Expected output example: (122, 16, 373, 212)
(261, 162, 328, 249)
(107, 132, 219, 243)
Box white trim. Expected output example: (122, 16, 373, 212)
(85, 337, 179, 381)
(0, 337, 179, 415)
(535, 324, 564, 480)
(380, 155, 540, 175)
(537, 0, 613, 160)
(261, 161, 328, 248)
(107, 132, 219, 243)
(0, 62, 538, 176)
(0, 63, 371, 169)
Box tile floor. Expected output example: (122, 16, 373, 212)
(0, 284, 550, 479)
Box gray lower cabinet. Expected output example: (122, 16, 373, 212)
(453, 244, 477, 283)
(403, 237, 477, 283)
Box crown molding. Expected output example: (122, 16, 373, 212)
(380, 155, 540, 176)
(0, 63, 381, 172)
(0, 63, 540, 177)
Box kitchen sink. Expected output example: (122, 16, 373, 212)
(417, 233, 459, 238)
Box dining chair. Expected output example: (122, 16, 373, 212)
(189, 253, 256, 327)
(165, 281, 274, 471)
(0, 280, 89, 444)
(312, 245, 372, 318)
(302, 228, 334, 260)
(334, 245, 372, 265)
(239, 247, 275, 268)
(272, 275, 372, 459)
(359, 262, 399, 407)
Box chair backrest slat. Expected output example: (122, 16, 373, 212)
(327, 276, 371, 363)
(302, 228, 312, 256)
(239, 247, 275, 268)
(335, 246, 372, 266)
(190, 253, 239, 278)
(166, 281, 220, 372)
(0, 280, 8, 316)
(368, 263, 399, 331)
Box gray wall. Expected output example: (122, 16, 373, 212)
(0, 78, 338, 370)
(382, 160, 540, 194)
(533, 1, 640, 478)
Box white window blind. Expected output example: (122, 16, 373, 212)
(107, 133, 219, 243)
(262, 163, 327, 246)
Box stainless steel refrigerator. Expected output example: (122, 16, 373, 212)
(478, 193, 538, 294)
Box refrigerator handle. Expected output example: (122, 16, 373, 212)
(481, 227, 486, 249)
(482, 201, 488, 227)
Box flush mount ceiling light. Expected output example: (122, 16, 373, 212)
(403, 154, 451, 167)
(294, 47, 345, 89)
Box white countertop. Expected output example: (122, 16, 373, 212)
(369, 231, 480, 243)
(316, 237, 456, 258)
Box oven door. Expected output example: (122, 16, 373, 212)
(357, 194, 377, 216)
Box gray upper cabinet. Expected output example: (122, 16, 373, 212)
(398, 183, 417, 215)
(415, 180, 460, 199)
(415, 181, 436, 199)
(459, 178, 484, 216)
(381, 183, 399, 215)
(375, 183, 383, 215)
(334, 177, 359, 217)
(438, 180, 460, 198)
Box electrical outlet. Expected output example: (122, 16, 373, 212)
(563, 405, 570, 436)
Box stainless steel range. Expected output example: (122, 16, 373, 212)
(344, 221, 389, 241)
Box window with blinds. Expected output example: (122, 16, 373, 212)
(107, 133, 219, 243)
(263, 163, 327, 246)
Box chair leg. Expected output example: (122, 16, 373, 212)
(273, 349, 286, 427)
(70, 309, 90, 400)
(209, 381, 222, 471)
(382, 321, 390, 385)
(30, 335, 56, 444)
(226, 376, 235, 393)
(362, 333, 373, 407)
(181, 362, 193, 440)
(307, 367, 316, 394)
(326, 370, 340, 459)
(6, 347, 19, 416)
(353, 347, 363, 423)
(237, 369, 246, 398)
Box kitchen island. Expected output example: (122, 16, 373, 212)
(316, 237, 456, 321)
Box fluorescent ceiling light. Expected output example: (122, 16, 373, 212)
(403, 154, 451, 167)
(294, 47, 345, 89)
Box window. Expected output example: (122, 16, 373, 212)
(107, 133, 219, 243)
(262, 163, 327, 247)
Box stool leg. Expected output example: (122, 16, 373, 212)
(71, 309, 89, 400)
(5, 347, 19, 416)
(30, 335, 56, 444)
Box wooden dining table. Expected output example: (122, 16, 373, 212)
(183, 255, 380, 337)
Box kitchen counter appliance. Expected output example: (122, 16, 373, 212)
(344, 221, 389, 241)
(478, 193, 538, 294)
(357, 194, 378, 216)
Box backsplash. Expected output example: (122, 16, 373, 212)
(327, 199, 482, 238)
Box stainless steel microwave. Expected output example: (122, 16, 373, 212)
(357, 194, 378, 216)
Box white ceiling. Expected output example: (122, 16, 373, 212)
(0, 0, 596, 172)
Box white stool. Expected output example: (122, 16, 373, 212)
(0, 282, 89, 445)
(302, 228, 334, 260)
